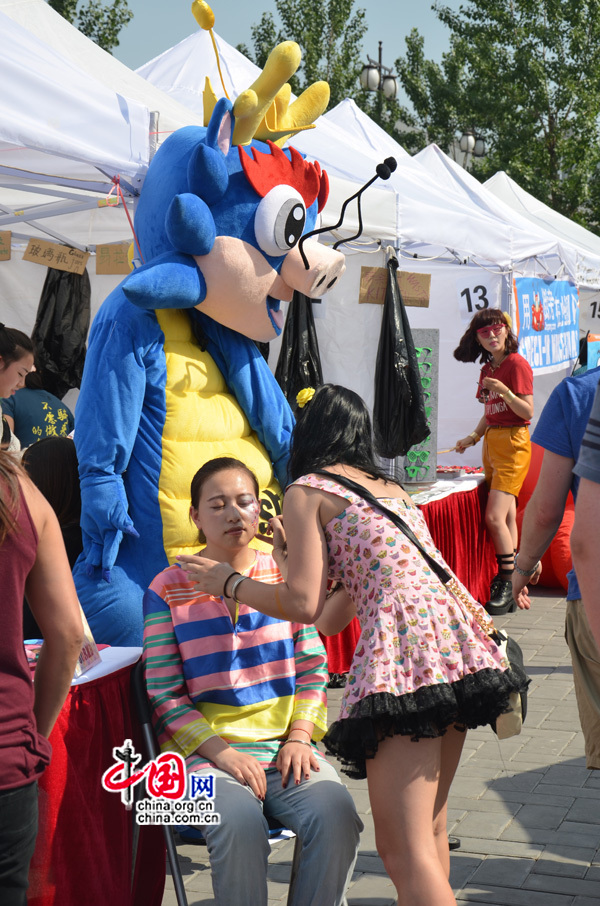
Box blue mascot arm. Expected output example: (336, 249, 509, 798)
(193, 312, 294, 487)
(75, 313, 153, 580)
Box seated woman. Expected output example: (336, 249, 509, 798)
(142, 456, 362, 906)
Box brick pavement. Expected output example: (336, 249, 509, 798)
(161, 589, 600, 905)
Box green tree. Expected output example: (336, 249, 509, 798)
(239, 0, 368, 112)
(394, 0, 600, 230)
(393, 28, 467, 155)
(49, 0, 132, 54)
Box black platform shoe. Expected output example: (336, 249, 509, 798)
(485, 578, 517, 616)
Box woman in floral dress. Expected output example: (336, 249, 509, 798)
(179, 384, 528, 906)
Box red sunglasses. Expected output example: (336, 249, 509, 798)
(476, 324, 506, 339)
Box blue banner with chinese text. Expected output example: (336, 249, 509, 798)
(513, 277, 579, 374)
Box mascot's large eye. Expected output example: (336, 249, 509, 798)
(254, 186, 306, 257)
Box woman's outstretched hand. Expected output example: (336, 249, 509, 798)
(176, 553, 234, 597)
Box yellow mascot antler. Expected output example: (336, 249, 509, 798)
(191, 0, 330, 147)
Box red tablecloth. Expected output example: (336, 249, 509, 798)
(28, 662, 165, 906)
(321, 481, 497, 674)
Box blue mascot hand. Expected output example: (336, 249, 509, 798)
(80, 474, 139, 581)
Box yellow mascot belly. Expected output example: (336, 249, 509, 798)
(157, 308, 282, 561)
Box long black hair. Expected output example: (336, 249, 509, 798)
(453, 309, 518, 364)
(22, 438, 80, 527)
(288, 384, 394, 484)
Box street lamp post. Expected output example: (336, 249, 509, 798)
(459, 127, 486, 168)
(359, 41, 397, 120)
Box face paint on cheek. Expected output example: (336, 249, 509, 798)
(241, 498, 260, 526)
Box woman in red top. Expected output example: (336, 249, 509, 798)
(454, 310, 533, 615)
(0, 442, 83, 904)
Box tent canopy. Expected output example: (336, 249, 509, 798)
(0, 0, 205, 251)
(138, 33, 575, 272)
(484, 170, 600, 287)
(415, 144, 600, 287)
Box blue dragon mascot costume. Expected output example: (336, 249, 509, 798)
(73, 6, 345, 645)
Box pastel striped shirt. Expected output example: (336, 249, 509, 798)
(142, 552, 328, 771)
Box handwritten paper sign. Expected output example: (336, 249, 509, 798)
(359, 266, 387, 304)
(359, 266, 431, 307)
(96, 242, 131, 275)
(0, 232, 11, 261)
(398, 271, 431, 308)
(23, 239, 89, 275)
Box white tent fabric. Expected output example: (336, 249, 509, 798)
(0, 0, 206, 357)
(416, 144, 600, 288)
(0, 12, 149, 187)
(0, 0, 205, 248)
(484, 170, 600, 288)
(137, 28, 261, 117)
(0, 0, 203, 143)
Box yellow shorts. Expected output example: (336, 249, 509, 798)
(482, 425, 531, 497)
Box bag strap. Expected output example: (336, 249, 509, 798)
(312, 470, 451, 584)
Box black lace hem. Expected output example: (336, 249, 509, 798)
(323, 666, 529, 779)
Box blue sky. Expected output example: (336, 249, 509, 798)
(114, 0, 462, 77)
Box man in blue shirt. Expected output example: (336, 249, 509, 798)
(572, 384, 600, 654)
(513, 366, 600, 769)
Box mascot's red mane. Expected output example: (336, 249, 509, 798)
(239, 141, 329, 212)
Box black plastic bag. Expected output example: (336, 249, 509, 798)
(31, 267, 91, 398)
(373, 256, 429, 457)
(275, 291, 324, 414)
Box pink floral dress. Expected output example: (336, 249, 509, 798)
(294, 475, 528, 777)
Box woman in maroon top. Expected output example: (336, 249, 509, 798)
(454, 310, 533, 616)
(0, 443, 82, 905)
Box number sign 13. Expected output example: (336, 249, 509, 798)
(457, 278, 497, 324)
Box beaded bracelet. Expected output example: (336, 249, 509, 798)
(280, 738, 313, 748)
(514, 554, 540, 577)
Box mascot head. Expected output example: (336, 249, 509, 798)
(125, 36, 345, 342)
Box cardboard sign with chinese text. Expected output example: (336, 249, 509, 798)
(96, 242, 132, 275)
(23, 239, 89, 275)
(359, 266, 431, 307)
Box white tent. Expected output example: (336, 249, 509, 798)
(485, 170, 600, 265)
(416, 145, 600, 289)
(0, 0, 207, 343)
(484, 170, 600, 335)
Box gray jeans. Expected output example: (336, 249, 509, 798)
(193, 759, 362, 906)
